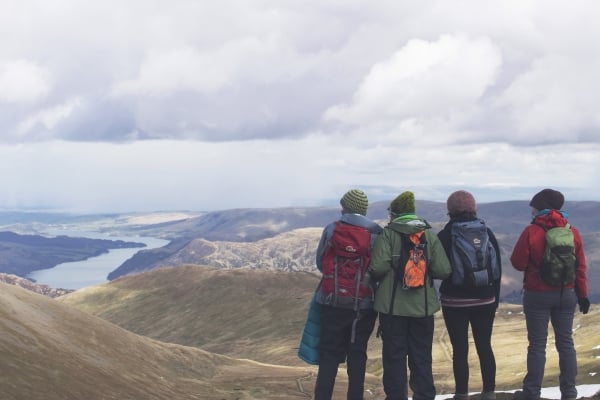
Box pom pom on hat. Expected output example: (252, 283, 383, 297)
(530, 188, 564, 210)
(340, 189, 369, 216)
(389, 191, 415, 215)
(447, 190, 477, 215)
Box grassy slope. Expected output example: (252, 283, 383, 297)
(61, 265, 321, 365)
(60, 265, 600, 395)
(0, 282, 324, 400)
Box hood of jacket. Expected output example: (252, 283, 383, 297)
(387, 213, 432, 235)
(531, 209, 569, 230)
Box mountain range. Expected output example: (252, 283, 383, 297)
(1, 200, 598, 302)
(98, 200, 600, 303)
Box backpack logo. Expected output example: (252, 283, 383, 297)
(321, 222, 372, 309)
(400, 231, 427, 289)
(450, 219, 500, 287)
(540, 225, 576, 287)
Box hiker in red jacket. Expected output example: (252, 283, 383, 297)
(510, 188, 589, 400)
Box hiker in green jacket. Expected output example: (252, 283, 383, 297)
(369, 191, 452, 400)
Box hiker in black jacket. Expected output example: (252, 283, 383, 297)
(437, 190, 502, 400)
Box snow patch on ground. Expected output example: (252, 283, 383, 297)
(436, 384, 600, 399)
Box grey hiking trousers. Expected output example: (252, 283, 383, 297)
(522, 289, 578, 400)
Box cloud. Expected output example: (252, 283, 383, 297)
(1, 0, 600, 211)
(16, 98, 82, 138)
(323, 34, 502, 144)
(4, 1, 600, 146)
(0, 60, 51, 103)
(494, 55, 600, 143)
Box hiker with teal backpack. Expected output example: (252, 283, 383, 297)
(310, 189, 382, 400)
(368, 191, 452, 400)
(510, 188, 590, 400)
(437, 190, 502, 400)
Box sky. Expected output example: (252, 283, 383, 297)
(1, 0, 600, 213)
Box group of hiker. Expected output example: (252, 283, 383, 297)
(298, 188, 589, 400)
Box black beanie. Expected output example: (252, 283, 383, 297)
(529, 188, 564, 210)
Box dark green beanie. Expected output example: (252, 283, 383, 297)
(389, 191, 415, 215)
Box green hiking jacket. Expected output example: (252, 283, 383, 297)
(369, 214, 452, 317)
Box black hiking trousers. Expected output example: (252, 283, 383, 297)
(314, 305, 377, 400)
(378, 313, 436, 400)
(442, 302, 497, 395)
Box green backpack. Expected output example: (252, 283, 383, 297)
(540, 224, 577, 286)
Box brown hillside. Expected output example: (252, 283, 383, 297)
(1, 276, 598, 400)
(60, 265, 600, 395)
(60, 264, 321, 365)
(0, 282, 327, 400)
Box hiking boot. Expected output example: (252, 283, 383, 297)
(481, 391, 496, 400)
(512, 390, 536, 400)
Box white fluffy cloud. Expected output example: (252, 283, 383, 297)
(324, 34, 502, 144)
(0, 60, 50, 103)
(495, 55, 600, 143)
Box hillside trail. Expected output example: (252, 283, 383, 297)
(437, 323, 453, 363)
(296, 371, 314, 398)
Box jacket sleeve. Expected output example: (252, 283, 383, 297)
(572, 227, 588, 298)
(488, 228, 503, 305)
(510, 226, 532, 272)
(315, 225, 330, 272)
(426, 231, 452, 280)
(368, 228, 394, 279)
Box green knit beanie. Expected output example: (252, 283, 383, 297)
(389, 191, 415, 215)
(340, 189, 369, 216)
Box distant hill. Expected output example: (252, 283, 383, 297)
(119, 200, 600, 240)
(60, 265, 600, 395)
(0, 281, 334, 400)
(105, 201, 600, 303)
(0, 231, 145, 277)
(2, 201, 599, 301)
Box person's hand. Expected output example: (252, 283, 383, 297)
(578, 297, 590, 314)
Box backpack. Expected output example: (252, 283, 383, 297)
(540, 224, 576, 287)
(450, 219, 500, 287)
(320, 222, 373, 310)
(399, 231, 427, 289)
(385, 229, 431, 318)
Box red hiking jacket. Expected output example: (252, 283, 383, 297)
(510, 209, 588, 298)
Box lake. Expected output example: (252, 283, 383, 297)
(27, 230, 169, 290)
